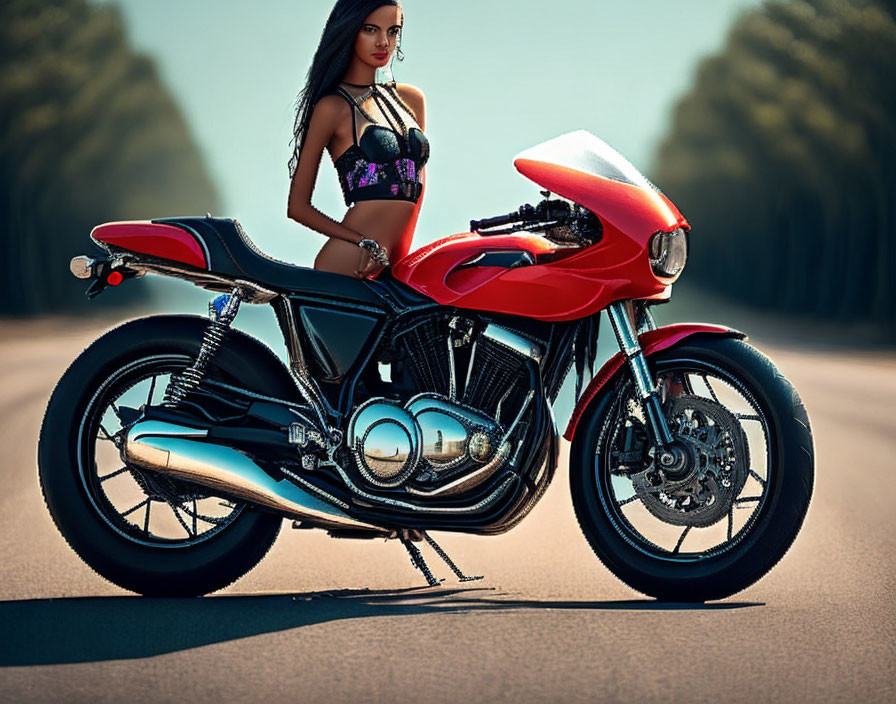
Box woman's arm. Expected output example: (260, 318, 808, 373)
(286, 95, 363, 245)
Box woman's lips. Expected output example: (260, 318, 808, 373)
(373, 52, 389, 60)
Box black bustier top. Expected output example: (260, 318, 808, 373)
(331, 82, 429, 206)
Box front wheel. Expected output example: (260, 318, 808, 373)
(570, 337, 814, 601)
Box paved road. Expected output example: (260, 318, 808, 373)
(0, 315, 893, 703)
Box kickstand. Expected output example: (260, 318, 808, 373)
(423, 532, 484, 583)
(400, 535, 440, 587)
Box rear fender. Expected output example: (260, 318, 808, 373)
(91, 222, 209, 269)
(564, 323, 746, 441)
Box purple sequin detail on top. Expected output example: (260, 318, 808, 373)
(358, 163, 377, 188)
(399, 158, 416, 181)
(346, 161, 385, 191)
(344, 158, 419, 196)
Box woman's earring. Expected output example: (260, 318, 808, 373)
(396, 43, 405, 62)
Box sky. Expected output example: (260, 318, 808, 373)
(94, 0, 761, 266)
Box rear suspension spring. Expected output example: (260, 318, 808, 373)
(163, 289, 241, 407)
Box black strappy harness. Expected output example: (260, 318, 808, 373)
(331, 82, 429, 206)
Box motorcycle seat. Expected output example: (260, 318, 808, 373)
(154, 216, 384, 304)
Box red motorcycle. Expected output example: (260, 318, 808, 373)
(40, 130, 813, 600)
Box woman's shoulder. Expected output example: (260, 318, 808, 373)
(391, 83, 425, 123)
(314, 92, 351, 113)
(391, 81, 424, 96)
(309, 92, 351, 126)
(392, 82, 425, 103)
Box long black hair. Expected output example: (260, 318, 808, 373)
(288, 0, 403, 178)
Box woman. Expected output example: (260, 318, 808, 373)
(287, 0, 428, 279)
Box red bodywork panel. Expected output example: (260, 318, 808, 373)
(563, 323, 746, 441)
(513, 159, 688, 240)
(392, 226, 673, 321)
(392, 157, 690, 321)
(90, 222, 208, 270)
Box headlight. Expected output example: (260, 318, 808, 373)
(649, 228, 688, 279)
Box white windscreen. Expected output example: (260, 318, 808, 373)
(515, 130, 656, 191)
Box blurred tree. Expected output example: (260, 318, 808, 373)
(653, 0, 896, 331)
(0, 0, 220, 316)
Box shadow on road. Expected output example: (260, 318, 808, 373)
(0, 587, 762, 667)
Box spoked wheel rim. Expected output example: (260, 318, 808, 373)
(77, 354, 246, 548)
(595, 358, 773, 562)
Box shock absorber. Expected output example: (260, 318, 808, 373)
(163, 288, 242, 407)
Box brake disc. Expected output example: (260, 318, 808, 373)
(631, 395, 749, 527)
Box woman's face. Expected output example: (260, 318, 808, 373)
(354, 5, 402, 70)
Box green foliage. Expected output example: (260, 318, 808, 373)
(653, 0, 896, 329)
(0, 0, 221, 315)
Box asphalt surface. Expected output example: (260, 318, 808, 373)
(0, 314, 893, 703)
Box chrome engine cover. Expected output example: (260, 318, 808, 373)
(347, 400, 422, 488)
(407, 394, 499, 471)
(347, 393, 500, 489)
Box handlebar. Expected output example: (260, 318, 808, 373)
(471, 201, 575, 232)
(469, 212, 520, 231)
(469, 203, 550, 234)
(470, 198, 602, 245)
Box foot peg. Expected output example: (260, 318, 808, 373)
(399, 531, 483, 586)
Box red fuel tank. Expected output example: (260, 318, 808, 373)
(392, 223, 671, 322)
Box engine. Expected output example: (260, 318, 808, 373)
(346, 319, 541, 497)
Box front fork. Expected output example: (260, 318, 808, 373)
(607, 301, 687, 477)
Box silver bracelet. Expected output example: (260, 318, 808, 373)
(358, 238, 390, 267)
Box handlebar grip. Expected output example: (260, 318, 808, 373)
(470, 212, 518, 231)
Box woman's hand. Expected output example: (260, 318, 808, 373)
(358, 237, 390, 266)
(355, 249, 384, 279)
(355, 237, 390, 278)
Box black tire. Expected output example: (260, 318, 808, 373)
(38, 315, 293, 597)
(570, 336, 814, 602)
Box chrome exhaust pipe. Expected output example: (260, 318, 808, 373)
(123, 419, 388, 535)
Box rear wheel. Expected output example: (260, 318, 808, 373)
(570, 337, 813, 601)
(39, 317, 287, 596)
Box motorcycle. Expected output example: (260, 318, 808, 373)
(39, 130, 813, 600)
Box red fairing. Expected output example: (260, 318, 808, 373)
(393, 157, 690, 321)
(563, 324, 746, 441)
(394, 225, 667, 321)
(513, 159, 688, 238)
(90, 222, 208, 270)
(393, 232, 562, 310)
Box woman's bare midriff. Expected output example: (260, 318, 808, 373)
(314, 199, 417, 277)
